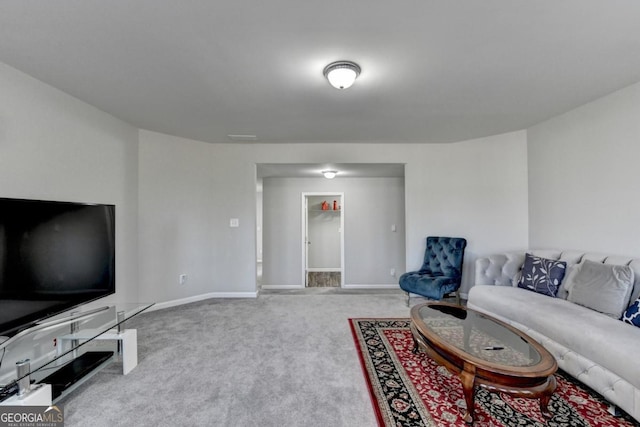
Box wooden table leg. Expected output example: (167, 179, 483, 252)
(460, 365, 477, 424)
(539, 375, 557, 418)
(410, 323, 420, 354)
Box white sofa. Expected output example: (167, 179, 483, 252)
(467, 250, 640, 422)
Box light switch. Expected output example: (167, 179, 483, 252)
(230, 218, 239, 227)
(391, 224, 397, 232)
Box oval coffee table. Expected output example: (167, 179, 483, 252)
(410, 302, 558, 424)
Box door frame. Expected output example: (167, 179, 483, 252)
(301, 192, 345, 287)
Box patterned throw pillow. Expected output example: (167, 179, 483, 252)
(622, 298, 640, 327)
(517, 253, 567, 297)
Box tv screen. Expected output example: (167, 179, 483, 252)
(0, 197, 115, 338)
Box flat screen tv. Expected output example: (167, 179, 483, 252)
(0, 197, 115, 339)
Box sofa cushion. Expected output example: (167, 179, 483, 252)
(516, 253, 567, 297)
(564, 260, 634, 319)
(622, 297, 640, 327)
(468, 285, 640, 390)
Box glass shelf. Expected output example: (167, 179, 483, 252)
(0, 303, 153, 400)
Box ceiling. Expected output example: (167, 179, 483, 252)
(1, 1, 640, 144)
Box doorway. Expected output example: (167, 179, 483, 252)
(302, 193, 344, 287)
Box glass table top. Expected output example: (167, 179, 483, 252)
(413, 303, 541, 367)
(0, 303, 154, 396)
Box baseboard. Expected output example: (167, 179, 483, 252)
(343, 284, 400, 289)
(148, 286, 406, 312)
(149, 291, 258, 312)
(262, 284, 400, 290)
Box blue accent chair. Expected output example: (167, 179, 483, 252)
(399, 236, 467, 306)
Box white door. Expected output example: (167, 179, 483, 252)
(302, 193, 344, 287)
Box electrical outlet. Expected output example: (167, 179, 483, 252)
(179, 274, 188, 285)
(390, 268, 396, 277)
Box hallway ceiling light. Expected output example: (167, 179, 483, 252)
(322, 170, 338, 179)
(323, 61, 361, 89)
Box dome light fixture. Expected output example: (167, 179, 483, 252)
(322, 170, 338, 179)
(323, 61, 361, 89)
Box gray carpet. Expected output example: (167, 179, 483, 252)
(58, 289, 417, 426)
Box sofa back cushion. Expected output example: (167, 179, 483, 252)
(564, 260, 635, 318)
(614, 258, 640, 303)
(475, 253, 525, 286)
(475, 250, 640, 303)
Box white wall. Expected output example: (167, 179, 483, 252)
(256, 179, 263, 262)
(4, 51, 639, 308)
(405, 131, 530, 293)
(0, 61, 529, 307)
(262, 178, 405, 287)
(342, 179, 405, 284)
(527, 81, 640, 256)
(138, 129, 528, 301)
(0, 62, 140, 303)
(138, 132, 260, 303)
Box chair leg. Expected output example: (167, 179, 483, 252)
(456, 290, 461, 306)
(406, 292, 411, 307)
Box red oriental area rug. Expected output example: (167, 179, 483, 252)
(349, 318, 638, 427)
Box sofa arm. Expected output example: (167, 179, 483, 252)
(475, 253, 525, 286)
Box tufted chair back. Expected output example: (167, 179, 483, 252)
(420, 236, 467, 278)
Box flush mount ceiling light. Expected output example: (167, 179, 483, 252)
(323, 61, 361, 89)
(322, 170, 338, 179)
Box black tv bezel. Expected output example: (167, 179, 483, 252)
(0, 197, 116, 338)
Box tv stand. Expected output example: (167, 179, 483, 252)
(56, 328, 138, 375)
(0, 303, 153, 405)
(1, 384, 51, 406)
(41, 351, 114, 400)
